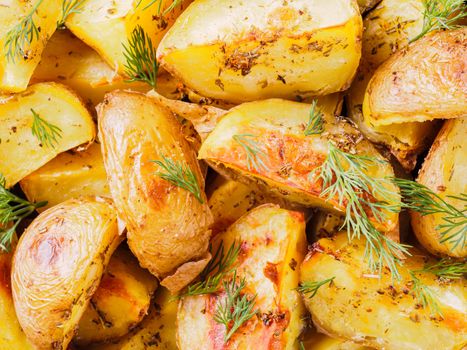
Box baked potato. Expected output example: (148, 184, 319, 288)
(177, 204, 307, 349)
(65, 0, 192, 75)
(20, 143, 110, 212)
(300, 232, 467, 349)
(157, 0, 362, 103)
(198, 98, 400, 239)
(0, 251, 35, 349)
(363, 28, 467, 126)
(98, 90, 212, 292)
(346, 0, 441, 170)
(11, 196, 123, 350)
(75, 246, 158, 346)
(411, 117, 467, 258)
(0, 0, 60, 93)
(0, 82, 96, 188)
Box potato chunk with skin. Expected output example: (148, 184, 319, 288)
(74, 246, 158, 346)
(0, 82, 96, 188)
(199, 98, 399, 239)
(98, 91, 212, 292)
(363, 28, 467, 126)
(0, 0, 61, 93)
(11, 197, 123, 350)
(178, 205, 307, 350)
(300, 233, 467, 349)
(157, 0, 362, 103)
(411, 117, 467, 258)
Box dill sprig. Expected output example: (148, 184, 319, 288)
(409, 0, 467, 43)
(420, 258, 466, 280)
(0, 174, 47, 252)
(395, 178, 466, 251)
(151, 155, 203, 203)
(136, 0, 182, 13)
(233, 133, 269, 172)
(213, 272, 257, 342)
(123, 25, 158, 88)
(310, 143, 410, 280)
(179, 241, 241, 298)
(297, 277, 335, 299)
(57, 0, 85, 28)
(31, 109, 63, 149)
(304, 100, 324, 136)
(409, 270, 441, 316)
(4, 0, 45, 63)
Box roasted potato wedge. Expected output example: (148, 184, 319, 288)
(199, 98, 399, 238)
(0, 0, 60, 93)
(157, 0, 362, 103)
(178, 204, 307, 349)
(363, 28, 467, 126)
(89, 288, 178, 350)
(98, 91, 212, 292)
(20, 143, 110, 212)
(0, 82, 96, 188)
(300, 232, 467, 349)
(346, 0, 440, 170)
(75, 246, 158, 346)
(0, 252, 35, 349)
(411, 117, 467, 258)
(11, 196, 122, 350)
(65, 0, 192, 74)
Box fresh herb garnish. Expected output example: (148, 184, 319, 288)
(297, 277, 335, 299)
(304, 100, 324, 136)
(57, 0, 85, 28)
(31, 109, 63, 149)
(233, 133, 269, 172)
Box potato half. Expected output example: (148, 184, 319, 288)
(363, 28, 467, 126)
(0, 82, 96, 188)
(411, 117, 467, 258)
(177, 204, 307, 349)
(157, 0, 362, 103)
(300, 233, 467, 349)
(98, 91, 212, 292)
(198, 98, 399, 238)
(11, 197, 123, 350)
(0, 0, 60, 93)
(346, 0, 440, 170)
(75, 246, 158, 346)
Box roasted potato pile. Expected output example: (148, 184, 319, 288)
(0, 0, 466, 349)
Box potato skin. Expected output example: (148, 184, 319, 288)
(98, 91, 212, 292)
(158, 0, 362, 103)
(177, 205, 307, 350)
(411, 117, 467, 257)
(11, 197, 122, 350)
(363, 28, 467, 126)
(300, 233, 467, 349)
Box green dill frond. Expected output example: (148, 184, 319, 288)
(419, 258, 466, 280)
(31, 109, 63, 149)
(151, 155, 203, 203)
(410, 0, 467, 43)
(123, 25, 158, 88)
(233, 133, 269, 172)
(297, 277, 335, 299)
(4, 0, 45, 63)
(395, 178, 466, 251)
(304, 100, 324, 136)
(57, 0, 85, 28)
(409, 271, 442, 316)
(136, 0, 183, 13)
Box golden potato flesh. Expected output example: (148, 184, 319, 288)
(98, 91, 212, 292)
(0, 82, 96, 188)
(20, 143, 110, 212)
(177, 205, 307, 349)
(198, 98, 399, 238)
(411, 117, 467, 258)
(300, 233, 467, 349)
(363, 28, 467, 126)
(0, 252, 35, 350)
(301, 329, 370, 350)
(66, 0, 192, 74)
(346, 0, 441, 170)
(11, 197, 123, 350)
(157, 0, 362, 103)
(75, 246, 158, 346)
(0, 0, 60, 93)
